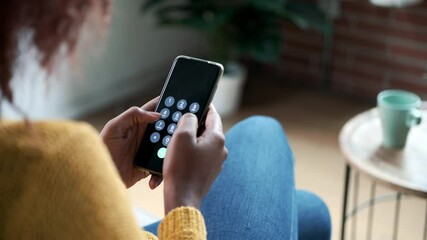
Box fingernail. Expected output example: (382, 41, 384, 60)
(150, 112, 161, 117)
(181, 113, 196, 122)
(155, 178, 163, 188)
(150, 180, 160, 189)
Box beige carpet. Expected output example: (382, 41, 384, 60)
(85, 79, 426, 240)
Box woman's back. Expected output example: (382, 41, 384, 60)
(0, 121, 150, 239)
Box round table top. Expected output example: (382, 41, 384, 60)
(339, 102, 427, 198)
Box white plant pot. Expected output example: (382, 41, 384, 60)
(212, 61, 247, 117)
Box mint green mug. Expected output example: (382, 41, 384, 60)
(377, 90, 422, 149)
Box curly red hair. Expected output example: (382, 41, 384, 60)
(0, 0, 110, 104)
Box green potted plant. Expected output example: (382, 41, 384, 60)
(142, 0, 330, 116)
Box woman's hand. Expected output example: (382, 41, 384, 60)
(100, 97, 163, 188)
(163, 105, 228, 214)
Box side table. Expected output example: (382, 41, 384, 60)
(339, 102, 427, 240)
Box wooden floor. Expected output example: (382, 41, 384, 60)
(85, 77, 426, 240)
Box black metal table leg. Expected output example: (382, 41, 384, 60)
(393, 193, 402, 240)
(341, 164, 351, 240)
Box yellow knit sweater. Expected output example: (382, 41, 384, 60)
(0, 121, 206, 240)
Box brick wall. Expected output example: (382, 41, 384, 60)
(277, 1, 427, 100)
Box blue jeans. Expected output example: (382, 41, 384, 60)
(145, 116, 331, 239)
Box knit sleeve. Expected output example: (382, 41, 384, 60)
(158, 207, 207, 240)
(0, 121, 154, 240)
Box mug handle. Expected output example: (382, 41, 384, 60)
(406, 109, 422, 127)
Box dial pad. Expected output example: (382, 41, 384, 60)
(150, 96, 200, 159)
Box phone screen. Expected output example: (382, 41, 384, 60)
(134, 56, 223, 174)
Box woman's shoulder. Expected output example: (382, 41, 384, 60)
(0, 120, 99, 137)
(0, 119, 122, 203)
(0, 120, 107, 165)
(0, 120, 99, 145)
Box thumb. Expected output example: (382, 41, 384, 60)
(175, 113, 198, 138)
(123, 107, 161, 123)
(111, 107, 160, 128)
(133, 109, 161, 124)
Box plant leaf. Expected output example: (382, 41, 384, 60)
(140, 0, 332, 64)
(283, 1, 331, 34)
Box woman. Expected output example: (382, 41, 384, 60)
(0, 1, 331, 239)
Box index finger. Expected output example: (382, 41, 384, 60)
(203, 104, 223, 134)
(141, 96, 160, 111)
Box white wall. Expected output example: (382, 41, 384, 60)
(2, 0, 206, 119)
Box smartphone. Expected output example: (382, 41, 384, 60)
(134, 55, 224, 175)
